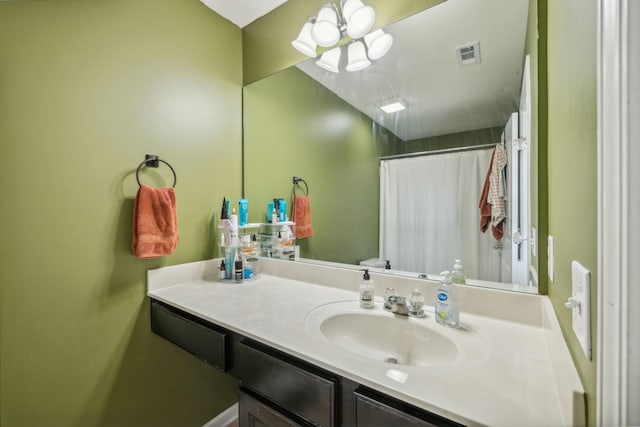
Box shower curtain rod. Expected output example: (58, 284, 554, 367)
(379, 142, 497, 161)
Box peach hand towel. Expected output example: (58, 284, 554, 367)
(292, 195, 313, 239)
(131, 185, 178, 258)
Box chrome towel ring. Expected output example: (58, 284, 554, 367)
(135, 154, 177, 188)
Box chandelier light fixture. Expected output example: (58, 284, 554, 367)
(291, 0, 393, 73)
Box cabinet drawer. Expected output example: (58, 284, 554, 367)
(239, 389, 303, 427)
(355, 388, 464, 427)
(150, 299, 228, 371)
(236, 341, 335, 427)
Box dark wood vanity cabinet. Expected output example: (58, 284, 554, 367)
(354, 388, 463, 427)
(235, 340, 336, 426)
(150, 299, 229, 371)
(239, 389, 304, 427)
(149, 298, 465, 427)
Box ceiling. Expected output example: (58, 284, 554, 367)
(199, 0, 288, 28)
(202, 0, 530, 141)
(296, 0, 530, 141)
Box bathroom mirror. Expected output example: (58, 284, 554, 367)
(243, 0, 539, 293)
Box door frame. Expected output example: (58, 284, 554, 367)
(597, 0, 639, 424)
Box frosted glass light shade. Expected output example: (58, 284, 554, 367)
(311, 6, 341, 47)
(341, 0, 364, 22)
(342, 0, 375, 39)
(292, 22, 317, 57)
(316, 47, 341, 73)
(346, 41, 371, 71)
(364, 29, 393, 60)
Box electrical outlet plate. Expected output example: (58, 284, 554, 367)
(570, 260, 591, 359)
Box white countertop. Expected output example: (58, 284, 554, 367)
(148, 258, 584, 427)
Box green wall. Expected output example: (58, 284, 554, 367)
(388, 127, 504, 156)
(547, 0, 597, 425)
(243, 68, 379, 264)
(0, 0, 242, 425)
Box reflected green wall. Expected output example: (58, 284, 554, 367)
(0, 0, 241, 425)
(243, 68, 379, 263)
(389, 127, 504, 155)
(547, 0, 597, 424)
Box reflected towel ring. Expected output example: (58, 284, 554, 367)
(293, 176, 309, 196)
(136, 154, 177, 188)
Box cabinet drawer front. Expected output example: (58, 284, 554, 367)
(236, 341, 335, 427)
(355, 389, 464, 427)
(239, 389, 303, 427)
(150, 300, 228, 371)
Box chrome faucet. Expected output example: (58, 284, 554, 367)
(390, 296, 409, 315)
(383, 288, 425, 317)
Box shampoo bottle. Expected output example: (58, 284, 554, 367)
(435, 271, 459, 328)
(359, 269, 375, 309)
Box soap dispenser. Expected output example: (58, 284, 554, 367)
(452, 259, 466, 285)
(359, 269, 375, 309)
(435, 271, 459, 328)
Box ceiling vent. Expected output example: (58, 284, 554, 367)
(455, 41, 481, 66)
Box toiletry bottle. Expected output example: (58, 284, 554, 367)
(234, 251, 243, 283)
(385, 260, 391, 270)
(242, 234, 252, 254)
(281, 225, 293, 246)
(243, 257, 254, 279)
(359, 269, 375, 309)
(230, 207, 239, 244)
(279, 199, 287, 222)
(252, 234, 260, 256)
(238, 198, 248, 226)
(452, 259, 466, 285)
(220, 197, 232, 248)
(224, 247, 235, 279)
(435, 271, 460, 328)
(267, 201, 275, 223)
(219, 260, 226, 281)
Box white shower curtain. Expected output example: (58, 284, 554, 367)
(380, 149, 501, 281)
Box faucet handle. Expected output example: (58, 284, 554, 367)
(408, 290, 425, 318)
(383, 288, 397, 309)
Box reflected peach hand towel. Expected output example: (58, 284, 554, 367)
(131, 185, 178, 258)
(292, 195, 313, 239)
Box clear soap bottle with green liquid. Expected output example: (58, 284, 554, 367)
(451, 259, 466, 285)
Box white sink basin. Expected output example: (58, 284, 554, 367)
(305, 301, 489, 368)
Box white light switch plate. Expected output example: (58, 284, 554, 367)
(571, 260, 591, 359)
